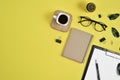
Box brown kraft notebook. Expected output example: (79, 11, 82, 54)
(62, 28, 93, 63)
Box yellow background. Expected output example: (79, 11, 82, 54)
(0, 0, 120, 80)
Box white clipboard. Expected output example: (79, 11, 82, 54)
(82, 45, 120, 80)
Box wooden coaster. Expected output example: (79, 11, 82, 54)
(51, 10, 72, 32)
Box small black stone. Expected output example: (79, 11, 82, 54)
(99, 37, 106, 42)
(98, 14, 102, 18)
(55, 39, 62, 44)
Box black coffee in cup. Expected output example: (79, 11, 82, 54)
(58, 14, 68, 24)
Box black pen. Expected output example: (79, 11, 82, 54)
(95, 60, 101, 80)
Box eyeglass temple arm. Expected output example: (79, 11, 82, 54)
(102, 25, 107, 30)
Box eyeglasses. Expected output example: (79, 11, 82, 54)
(78, 16, 108, 32)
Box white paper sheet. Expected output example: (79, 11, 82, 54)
(82, 46, 120, 80)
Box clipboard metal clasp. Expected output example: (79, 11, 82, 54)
(105, 51, 120, 60)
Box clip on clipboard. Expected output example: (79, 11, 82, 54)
(82, 45, 120, 80)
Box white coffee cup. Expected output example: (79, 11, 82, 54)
(53, 13, 70, 26)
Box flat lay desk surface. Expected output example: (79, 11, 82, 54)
(0, 0, 120, 80)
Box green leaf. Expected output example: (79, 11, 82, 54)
(108, 13, 120, 20)
(111, 27, 119, 38)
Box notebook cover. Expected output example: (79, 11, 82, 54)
(62, 28, 93, 63)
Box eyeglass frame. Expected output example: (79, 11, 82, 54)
(78, 16, 108, 32)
